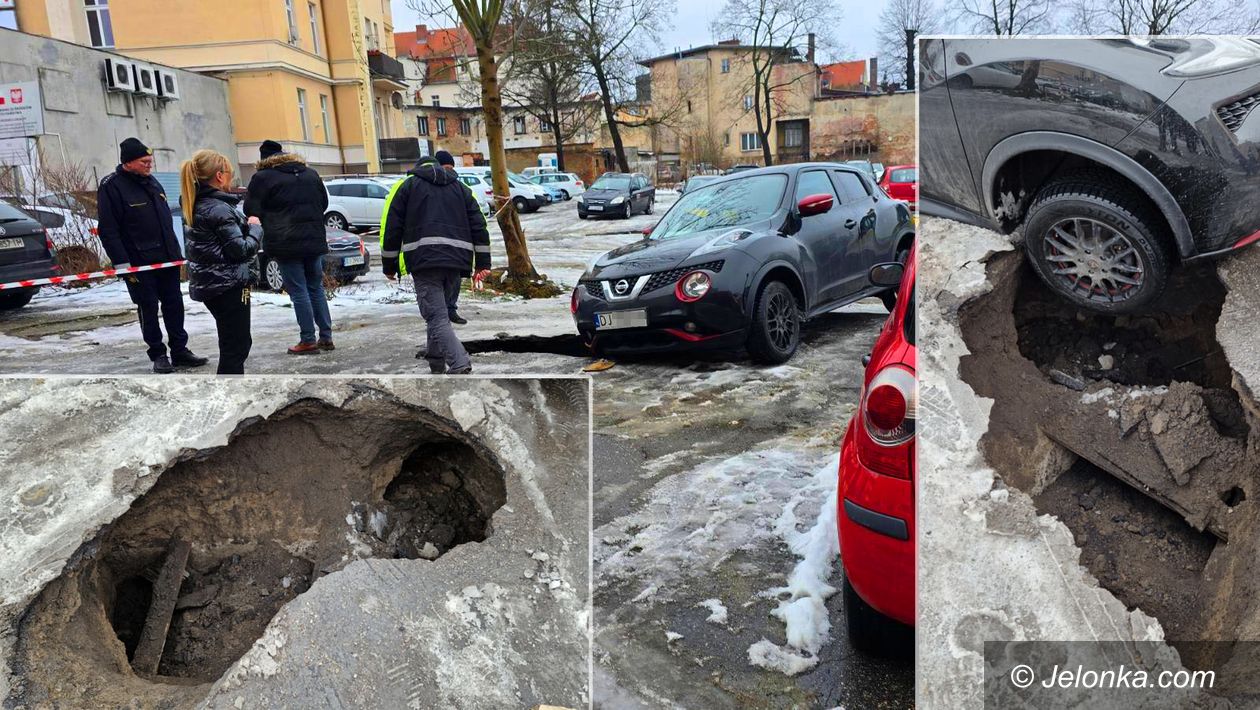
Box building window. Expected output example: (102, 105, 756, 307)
(296, 88, 310, 141)
(740, 132, 760, 152)
(782, 123, 804, 148)
(459, 117, 471, 135)
(431, 95, 440, 107)
(540, 117, 552, 132)
(84, 0, 114, 48)
(513, 116, 526, 134)
(743, 95, 753, 111)
(308, 2, 321, 54)
(319, 94, 331, 143)
(418, 116, 429, 135)
(284, 0, 299, 43)
(724, 132, 730, 146)
(721, 58, 730, 73)
(686, 100, 692, 113)
(436, 117, 447, 136)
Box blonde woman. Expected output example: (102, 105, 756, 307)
(180, 149, 262, 374)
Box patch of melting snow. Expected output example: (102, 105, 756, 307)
(748, 454, 841, 676)
(1080, 388, 1115, 405)
(697, 598, 728, 625)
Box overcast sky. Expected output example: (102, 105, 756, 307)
(389, 0, 885, 64)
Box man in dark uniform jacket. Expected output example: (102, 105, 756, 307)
(98, 137, 207, 373)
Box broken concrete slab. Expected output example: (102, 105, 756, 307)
(917, 217, 1216, 708)
(0, 377, 591, 709)
(132, 535, 191, 676)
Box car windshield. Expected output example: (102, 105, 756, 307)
(890, 168, 916, 183)
(0, 202, 29, 221)
(591, 175, 631, 191)
(651, 173, 786, 241)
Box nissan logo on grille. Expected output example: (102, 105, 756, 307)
(613, 279, 631, 295)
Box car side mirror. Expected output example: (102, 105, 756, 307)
(798, 193, 833, 217)
(869, 262, 905, 287)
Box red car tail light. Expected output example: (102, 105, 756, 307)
(570, 287, 579, 314)
(675, 271, 711, 302)
(858, 365, 916, 478)
(89, 226, 99, 236)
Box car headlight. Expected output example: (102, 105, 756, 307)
(675, 271, 712, 302)
(577, 195, 585, 204)
(610, 196, 625, 205)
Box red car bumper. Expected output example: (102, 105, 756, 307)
(837, 417, 915, 626)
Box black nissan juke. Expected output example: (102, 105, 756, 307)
(571, 164, 916, 364)
(920, 37, 1260, 313)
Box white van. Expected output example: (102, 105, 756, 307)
(455, 167, 547, 213)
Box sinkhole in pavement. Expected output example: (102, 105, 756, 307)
(11, 397, 506, 708)
(958, 252, 1258, 677)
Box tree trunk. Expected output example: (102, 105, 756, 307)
(755, 66, 774, 166)
(549, 81, 566, 171)
(475, 42, 537, 279)
(593, 61, 630, 172)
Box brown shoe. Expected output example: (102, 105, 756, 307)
(317, 338, 336, 351)
(288, 341, 320, 355)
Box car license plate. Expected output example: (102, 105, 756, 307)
(0, 238, 23, 250)
(594, 309, 647, 330)
(588, 205, 603, 212)
(343, 256, 365, 266)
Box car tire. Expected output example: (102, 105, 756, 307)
(645, 198, 654, 215)
(560, 190, 570, 200)
(0, 288, 37, 310)
(880, 246, 911, 312)
(746, 280, 801, 364)
(325, 212, 348, 230)
(843, 577, 912, 658)
(1024, 171, 1171, 314)
(578, 212, 588, 220)
(621, 202, 632, 219)
(262, 257, 286, 292)
(513, 196, 527, 213)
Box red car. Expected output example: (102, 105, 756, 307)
(837, 245, 916, 654)
(879, 164, 917, 210)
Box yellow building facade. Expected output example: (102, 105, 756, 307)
(15, 0, 405, 176)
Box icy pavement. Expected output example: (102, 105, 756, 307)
(0, 195, 670, 375)
(0, 377, 590, 709)
(587, 304, 914, 708)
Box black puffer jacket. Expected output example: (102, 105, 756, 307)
(185, 185, 261, 302)
(381, 161, 490, 277)
(244, 153, 329, 259)
(97, 165, 183, 267)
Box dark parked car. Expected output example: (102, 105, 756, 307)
(680, 175, 721, 194)
(724, 164, 760, 175)
(577, 172, 655, 219)
(0, 203, 57, 311)
(572, 163, 915, 363)
(920, 37, 1260, 312)
(255, 227, 370, 292)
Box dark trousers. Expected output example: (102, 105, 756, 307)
(203, 286, 252, 375)
(412, 269, 471, 371)
(445, 276, 461, 318)
(124, 268, 188, 360)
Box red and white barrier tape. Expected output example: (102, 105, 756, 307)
(0, 260, 186, 291)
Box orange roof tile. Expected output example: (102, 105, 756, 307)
(820, 60, 867, 88)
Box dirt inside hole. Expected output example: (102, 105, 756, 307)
(1033, 459, 1217, 642)
(10, 397, 507, 709)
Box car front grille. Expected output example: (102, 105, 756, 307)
(1217, 93, 1260, 133)
(643, 260, 725, 293)
(582, 281, 604, 298)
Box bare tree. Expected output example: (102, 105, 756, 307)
(1067, 0, 1260, 34)
(408, 0, 559, 296)
(953, 0, 1058, 34)
(712, 0, 836, 166)
(561, 0, 674, 173)
(502, 0, 598, 171)
(877, 0, 939, 88)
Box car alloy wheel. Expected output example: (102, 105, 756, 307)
(1041, 217, 1144, 304)
(622, 202, 632, 219)
(513, 197, 527, 213)
(326, 212, 348, 230)
(766, 289, 799, 352)
(560, 190, 570, 200)
(265, 258, 285, 292)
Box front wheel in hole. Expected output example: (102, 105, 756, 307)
(746, 280, 801, 364)
(1024, 174, 1170, 314)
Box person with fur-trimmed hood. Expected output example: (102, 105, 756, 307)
(382, 156, 491, 374)
(244, 140, 333, 354)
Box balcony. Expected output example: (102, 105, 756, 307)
(368, 50, 407, 89)
(380, 137, 421, 165)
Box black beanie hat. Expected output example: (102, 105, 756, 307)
(435, 150, 455, 166)
(119, 137, 151, 164)
(260, 139, 284, 160)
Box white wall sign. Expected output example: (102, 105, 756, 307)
(0, 137, 34, 166)
(0, 82, 44, 140)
